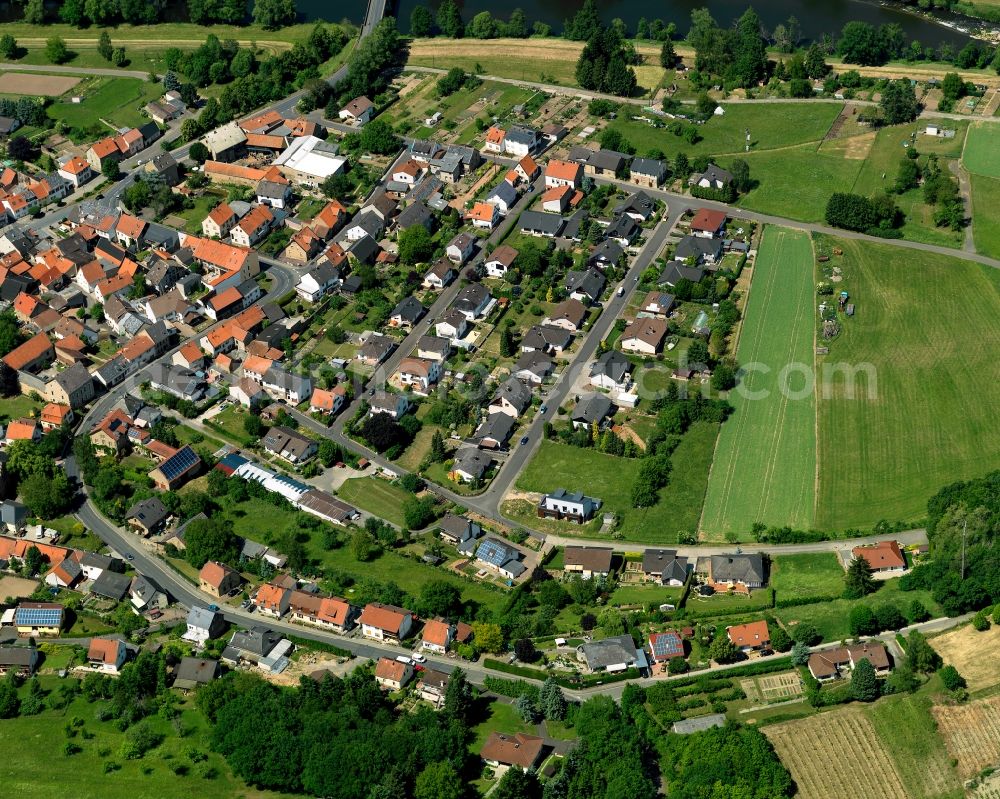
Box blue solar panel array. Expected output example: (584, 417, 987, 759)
(160, 446, 199, 480)
(651, 633, 684, 659)
(15, 606, 63, 626)
(476, 538, 515, 568)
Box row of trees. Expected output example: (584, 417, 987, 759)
(24, 0, 296, 30)
(824, 191, 902, 235)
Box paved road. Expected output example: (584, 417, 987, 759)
(0, 62, 152, 80)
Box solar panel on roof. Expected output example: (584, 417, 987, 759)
(160, 446, 199, 480)
(15, 607, 62, 625)
(651, 633, 683, 658)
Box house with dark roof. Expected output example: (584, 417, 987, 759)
(475, 537, 526, 580)
(262, 426, 317, 463)
(587, 239, 625, 270)
(578, 633, 645, 672)
(707, 553, 767, 590)
(674, 235, 723, 265)
(564, 268, 605, 305)
(571, 394, 614, 430)
(489, 376, 532, 418)
(605, 213, 641, 247)
(615, 191, 657, 222)
(808, 643, 891, 681)
(629, 157, 667, 188)
(125, 497, 171, 536)
(590, 350, 632, 392)
(642, 549, 689, 586)
(563, 546, 613, 579)
(389, 296, 426, 329)
(537, 489, 601, 523)
(475, 413, 516, 450)
(512, 350, 555, 385)
(658, 262, 706, 287)
(438, 514, 482, 547)
(173, 656, 221, 690)
(90, 571, 131, 601)
(449, 447, 493, 483)
(694, 163, 734, 190)
(519, 210, 564, 238)
(520, 324, 571, 354)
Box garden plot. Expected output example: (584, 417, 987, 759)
(0, 72, 80, 96)
(739, 671, 803, 704)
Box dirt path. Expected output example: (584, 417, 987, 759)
(953, 135, 977, 252)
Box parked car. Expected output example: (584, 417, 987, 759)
(520, 435, 529, 445)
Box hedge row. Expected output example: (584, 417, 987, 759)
(483, 676, 539, 702)
(774, 592, 843, 609)
(483, 659, 640, 689)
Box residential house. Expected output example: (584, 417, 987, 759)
(658, 262, 706, 287)
(284, 226, 323, 263)
(690, 208, 727, 238)
(520, 324, 571, 354)
(57, 156, 94, 189)
(707, 554, 767, 590)
(452, 283, 492, 321)
(485, 244, 518, 278)
(544, 297, 588, 332)
(3, 331, 54, 374)
(851, 541, 906, 573)
(288, 592, 356, 633)
(545, 159, 582, 189)
(518, 210, 564, 238)
(198, 561, 241, 598)
(357, 333, 396, 365)
(450, 447, 493, 484)
(489, 376, 532, 418)
(578, 634, 643, 672)
(202, 202, 237, 239)
(13, 603, 64, 636)
(726, 620, 770, 654)
(485, 180, 518, 216)
(615, 191, 657, 222)
(416, 668, 451, 708)
(642, 549, 689, 586)
(203, 121, 247, 162)
(693, 163, 734, 191)
(295, 262, 340, 302)
(808, 643, 891, 681)
(254, 583, 292, 618)
(338, 96, 375, 125)
(389, 296, 426, 329)
(368, 390, 409, 420)
(256, 179, 292, 210)
(262, 426, 318, 463)
(564, 268, 605, 305)
(571, 147, 629, 177)
(571, 394, 614, 430)
(420, 619, 454, 654)
(39, 402, 73, 431)
(438, 514, 482, 548)
(45, 362, 94, 409)
(629, 157, 667, 188)
(480, 732, 545, 775)
(0, 644, 39, 677)
(590, 350, 632, 392)
(674, 235, 723, 265)
(563, 546, 613, 579)
(588, 239, 625, 270)
(90, 571, 131, 601)
(435, 309, 468, 341)
(605, 213, 641, 248)
(484, 126, 505, 154)
(183, 606, 225, 645)
(537, 489, 600, 523)
(45, 558, 82, 589)
(395, 357, 441, 394)
(396, 201, 434, 234)
(515, 154, 540, 182)
(129, 574, 168, 613)
(641, 291, 676, 317)
(125, 497, 171, 536)
(4, 419, 39, 445)
(312, 199, 347, 240)
(512, 350, 554, 385)
(374, 657, 413, 690)
(358, 603, 413, 643)
(620, 317, 669, 356)
(475, 412, 515, 450)
(416, 334, 451, 362)
(467, 201, 500, 231)
(309, 386, 345, 416)
(475, 537, 526, 580)
(260, 365, 312, 404)
(423, 258, 455, 290)
(503, 126, 541, 157)
(541, 185, 573, 214)
(86, 137, 123, 172)
(221, 627, 290, 672)
(230, 204, 275, 248)
(87, 637, 127, 675)
(173, 657, 221, 690)
(446, 233, 476, 265)
(648, 631, 686, 664)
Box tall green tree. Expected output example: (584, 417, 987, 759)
(733, 8, 768, 88)
(436, 0, 463, 38)
(414, 761, 463, 799)
(850, 657, 880, 701)
(880, 79, 919, 124)
(252, 0, 296, 30)
(566, 0, 601, 42)
(409, 6, 433, 37)
(844, 554, 876, 598)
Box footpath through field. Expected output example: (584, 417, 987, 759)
(700, 228, 818, 535)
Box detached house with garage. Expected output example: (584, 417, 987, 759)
(726, 620, 770, 654)
(537, 489, 601, 523)
(489, 376, 532, 418)
(563, 546, 613, 580)
(620, 317, 669, 356)
(485, 244, 518, 278)
(642, 549, 689, 586)
(851, 541, 906, 573)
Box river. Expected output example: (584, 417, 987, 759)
(300, 0, 975, 47)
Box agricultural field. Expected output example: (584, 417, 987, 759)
(814, 236, 1000, 529)
(930, 623, 1000, 691)
(962, 121, 1000, 178)
(46, 76, 164, 140)
(701, 227, 817, 536)
(739, 671, 803, 705)
(970, 174, 1000, 257)
(0, 71, 80, 96)
(769, 553, 845, 602)
(764, 705, 910, 799)
(932, 695, 1000, 780)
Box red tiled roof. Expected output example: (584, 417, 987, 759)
(2, 331, 52, 370)
(545, 159, 581, 182)
(88, 638, 122, 665)
(852, 541, 905, 570)
(690, 208, 727, 232)
(727, 620, 770, 648)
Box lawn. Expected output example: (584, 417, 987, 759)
(608, 102, 843, 160)
(848, 122, 966, 248)
(47, 76, 164, 140)
(970, 173, 1000, 258)
(469, 699, 536, 753)
(813, 236, 1000, 529)
(701, 227, 817, 536)
(608, 583, 684, 608)
(203, 405, 256, 446)
(770, 553, 844, 602)
(0, 676, 295, 799)
(732, 144, 865, 223)
(775, 580, 942, 643)
(962, 121, 1000, 178)
(336, 477, 414, 529)
(514, 431, 713, 543)
(171, 192, 225, 235)
(0, 393, 42, 422)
